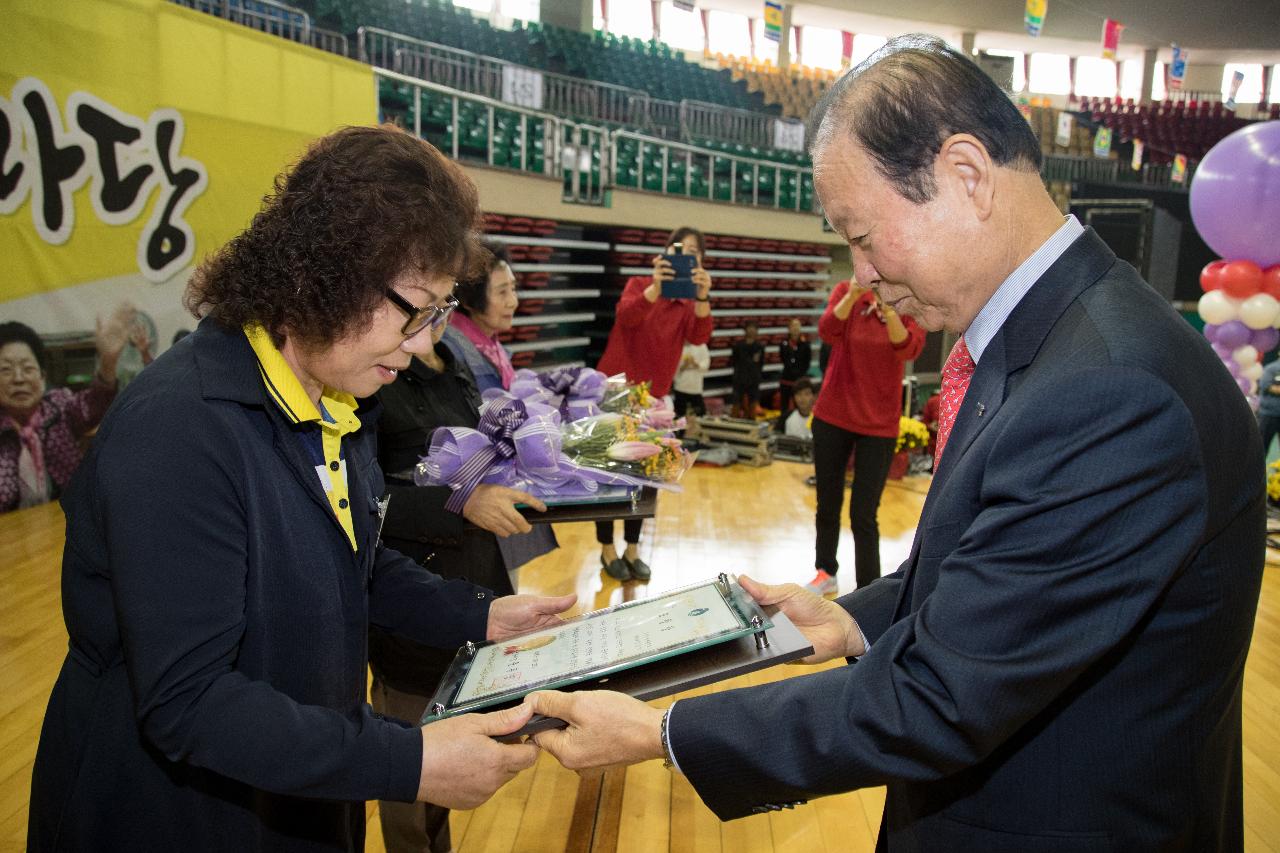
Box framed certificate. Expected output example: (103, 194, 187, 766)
(421, 575, 782, 724)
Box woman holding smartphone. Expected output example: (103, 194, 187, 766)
(595, 226, 713, 583)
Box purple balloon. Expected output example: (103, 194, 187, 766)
(1225, 358, 1243, 378)
(1216, 320, 1252, 349)
(1236, 375, 1254, 394)
(1212, 341, 1235, 360)
(1251, 326, 1280, 353)
(1203, 323, 1222, 343)
(1189, 121, 1280, 267)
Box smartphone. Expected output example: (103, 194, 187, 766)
(660, 242, 698, 300)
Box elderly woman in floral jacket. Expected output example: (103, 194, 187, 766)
(0, 308, 134, 512)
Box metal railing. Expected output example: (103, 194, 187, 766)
(374, 68, 610, 206)
(560, 121, 610, 205)
(1041, 154, 1200, 192)
(680, 99, 774, 150)
(1041, 154, 1122, 185)
(171, 0, 348, 57)
(1140, 161, 1198, 190)
(360, 27, 650, 129)
(610, 129, 813, 213)
(647, 98, 683, 138)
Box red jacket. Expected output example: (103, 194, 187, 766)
(597, 276, 714, 397)
(814, 281, 925, 437)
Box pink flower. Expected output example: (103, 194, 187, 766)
(642, 409, 675, 429)
(606, 441, 663, 461)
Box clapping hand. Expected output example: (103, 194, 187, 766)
(94, 303, 138, 381)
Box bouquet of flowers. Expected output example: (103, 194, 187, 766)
(896, 416, 931, 453)
(414, 393, 691, 508)
(561, 413, 691, 483)
(503, 366, 608, 421)
(599, 374, 654, 415)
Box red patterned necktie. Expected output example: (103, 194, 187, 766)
(935, 336, 976, 466)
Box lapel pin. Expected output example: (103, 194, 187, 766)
(976, 403, 986, 417)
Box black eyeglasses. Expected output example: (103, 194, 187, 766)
(386, 289, 459, 336)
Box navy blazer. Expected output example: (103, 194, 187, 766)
(671, 230, 1264, 852)
(28, 319, 495, 852)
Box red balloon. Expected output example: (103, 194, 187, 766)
(1200, 260, 1228, 292)
(1263, 266, 1280, 300)
(1220, 260, 1263, 299)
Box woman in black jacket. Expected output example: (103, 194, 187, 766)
(27, 126, 574, 853)
(372, 298, 553, 853)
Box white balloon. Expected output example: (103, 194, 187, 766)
(1244, 362, 1264, 381)
(1198, 290, 1239, 325)
(1239, 294, 1280, 330)
(1249, 378, 1259, 395)
(1233, 345, 1259, 367)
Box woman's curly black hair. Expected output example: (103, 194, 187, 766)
(185, 125, 483, 348)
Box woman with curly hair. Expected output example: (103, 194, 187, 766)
(27, 126, 575, 853)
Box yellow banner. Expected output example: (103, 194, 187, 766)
(0, 0, 374, 334)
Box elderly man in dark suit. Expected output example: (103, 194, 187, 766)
(527, 35, 1264, 852)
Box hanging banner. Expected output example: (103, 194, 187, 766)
(673, 0, 695, 10)
(501, 66, 544, 109)
(1, 0, 374, 344)
(772, 119, 806, 152)
(1101, 19, 1123, 60)
(1169, 45, 1188, 90)
(1055, 112, 1074, 146)
(841, 31, 854, 66)
(1093, 126, 1112, 158)
(1225, 69, 1245, 110)
(763, 1, 783, 43)
(1171, 153, 1188, 183)
(1025, 0, 1047, 37)
(1131, 139, 1144, 171)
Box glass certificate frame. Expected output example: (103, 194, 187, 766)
(421, 575, 772, 723)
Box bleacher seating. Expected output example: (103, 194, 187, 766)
(308, 0, 772, 116)
(718, 54, 838, 120)
(378, 79, 549, 172)
(1069, 94, 1257, 164)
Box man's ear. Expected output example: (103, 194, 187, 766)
(937, 134, 995, 221)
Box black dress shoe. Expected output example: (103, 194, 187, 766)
(601, 554, 631, 581)
(624, 555, 651, 582)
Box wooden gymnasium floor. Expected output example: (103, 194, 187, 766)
(3, 462, 1279, 852)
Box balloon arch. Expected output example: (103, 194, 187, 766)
(1190, 121, 1280, 411)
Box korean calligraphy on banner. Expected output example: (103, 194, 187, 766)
(0, 78, 208, 283)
